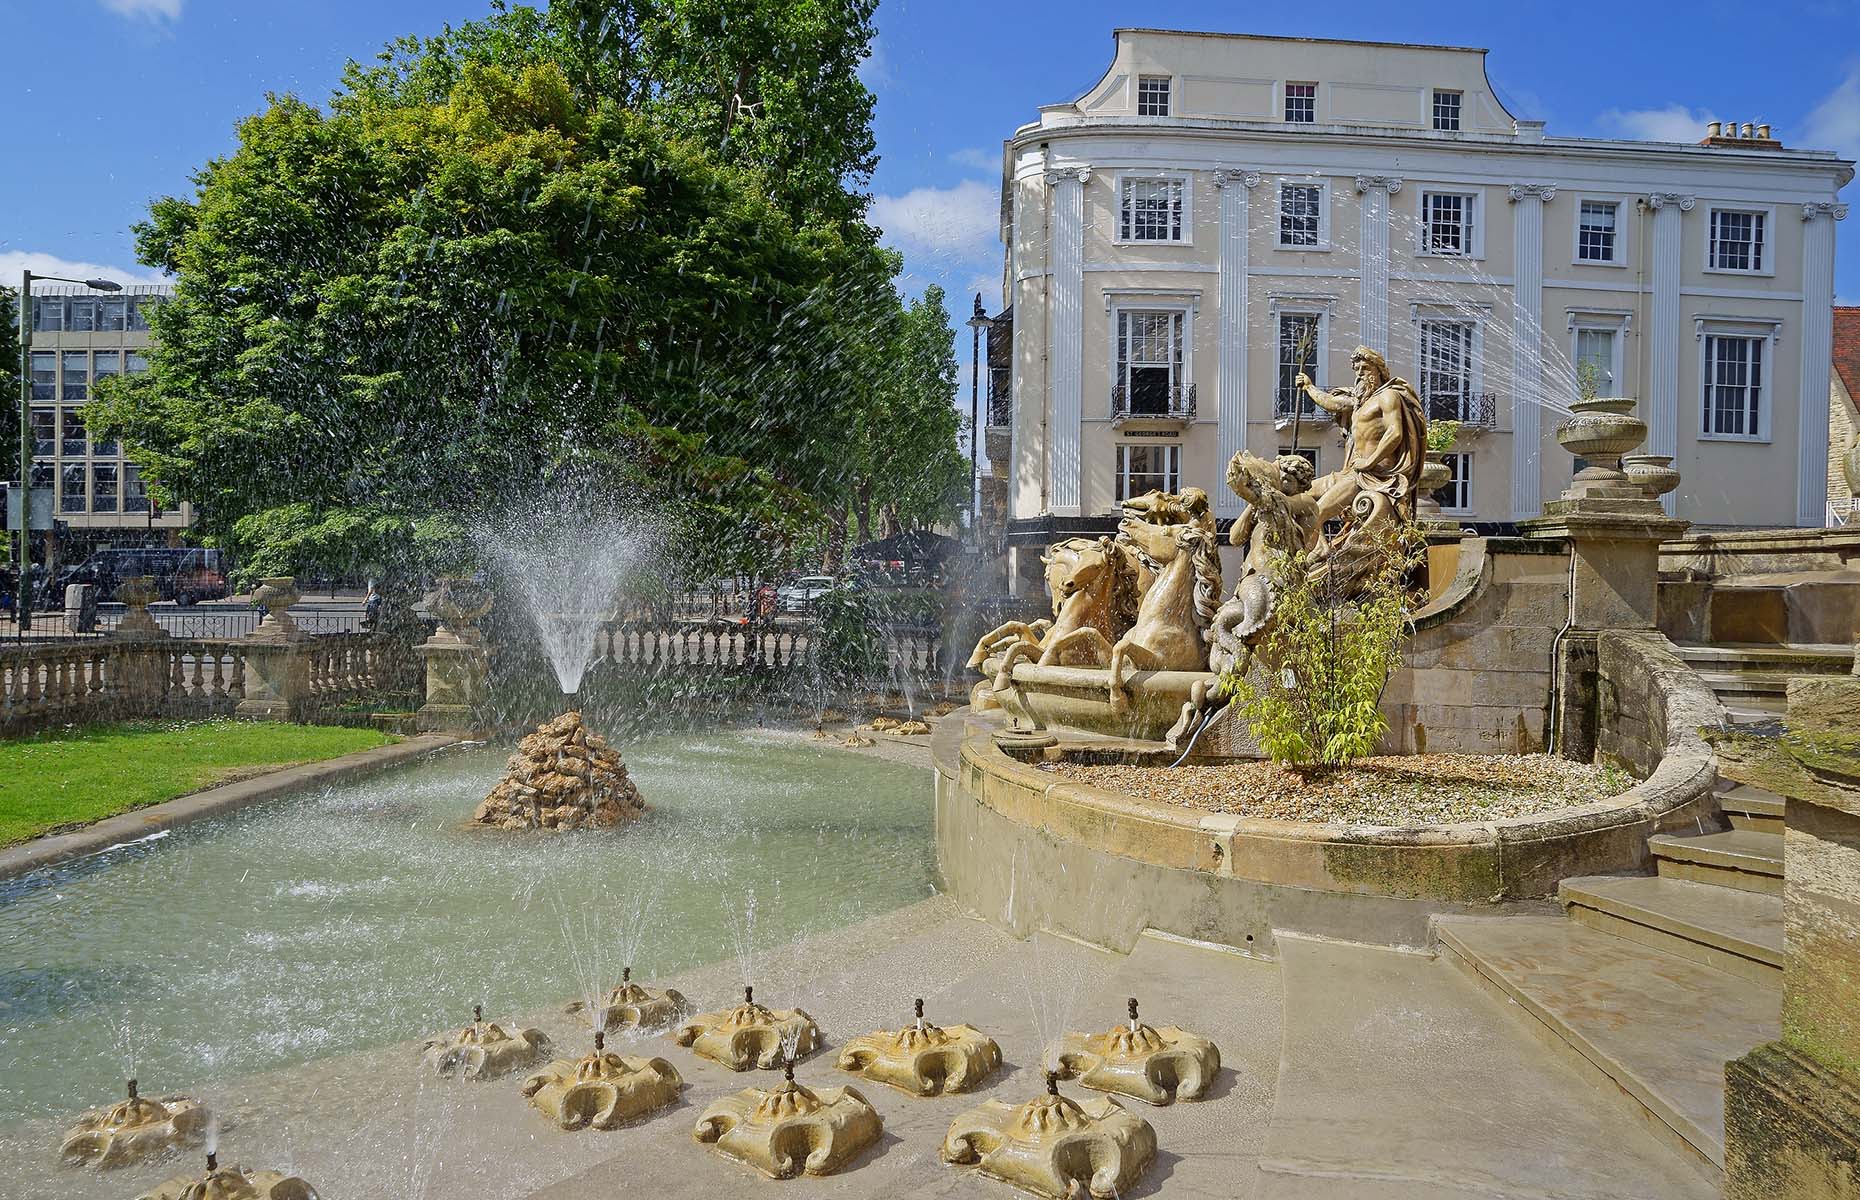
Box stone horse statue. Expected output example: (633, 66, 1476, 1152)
(968, 536, 1129, 694)
(1108, 509, 1222, 712)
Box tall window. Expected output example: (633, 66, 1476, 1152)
(125, 463, 151, 513)
(61, 408, 87, 457)
(125, 350, 150, 375)
(32, 296, 63, 332)
(30, 409, 55, 456)
(1709, 209, 1766, 271)
(30, 351, 55, 400)
(91, 352, 121, 454)
(1278, 183, 1324, 247)
(1574, 328, 1617, 394)
(1577, 200, 1619, 263)
(1418, 320, 1476, 421)
(1116, 444, 1180, 501)
(1431, 90, 1462, 131)
(1275, 311, 1324, 419)
(61, 464, 86, 513)
(1702, 334, 1764, 437)
(98, 296, 127, 332)
(1136, 75, 1171, 117)
(1421, 191, 1477, 256)
(1440, 452, 1473, 511)
(1120, 178, 1184, 242)
(61, 351, 88, 401)
(1285, 82, 1316, 123)
(92, 464, 118, 513)
(66, 297, 97, 332)
(127, 294, 163, 331)
(1115, 310, 1185, 415)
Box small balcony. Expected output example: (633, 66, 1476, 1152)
(1111, 382, 1196, 427)
(1426, 391, 1498, 431)
(985, 387, 1011, 430)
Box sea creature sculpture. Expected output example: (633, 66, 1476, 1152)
(968, 536, 1127, 693)
(520, 1031, 683, 1130)
(563, 968, 687, 1031)
(419, 1006, 551, 1080)
(1055, 997, 1221, 1105)
(1107, 513, 1221, 711)
(693, 1058, 882, 1179)
(59, 1078, 207, 1169)
(676, 986, 821, 1072)
(135, 1153, 317, 1200)
(837, 998, 1002, 1096)
(942, 1072, 1157, 1199)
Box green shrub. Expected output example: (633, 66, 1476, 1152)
(1222, 528, 1423, 771)
(812, 581, 884, 684)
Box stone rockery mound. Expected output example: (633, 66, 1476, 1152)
(474, 711, 645, 831)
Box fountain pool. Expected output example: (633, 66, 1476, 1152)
(0, 730, 934, 1130)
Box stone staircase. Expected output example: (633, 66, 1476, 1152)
(1436, 778, 1785, 1183)
(1675, 641, 1853, 725)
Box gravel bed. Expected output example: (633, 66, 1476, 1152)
(1045, 753, 1631, 826)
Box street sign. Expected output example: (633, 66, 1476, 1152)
(5, 484, 54, 532)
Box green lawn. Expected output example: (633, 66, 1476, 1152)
(0, 719, 396, 847)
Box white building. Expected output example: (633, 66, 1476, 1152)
(993, 29, 1852, 592)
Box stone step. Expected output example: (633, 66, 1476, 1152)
(1692, 669, 1794, 698)
(1717, 783, 1785, 835)
(1437, 916, 1778, 1177)
(1558, 874, 1783, 986)
(1648, 830, 1784, 894)
(1676, 641, 1854, 675)
(1723, 700, 1786, 727)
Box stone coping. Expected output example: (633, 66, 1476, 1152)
(0, 733, 460, 882)
(944, 687, 1718, 906)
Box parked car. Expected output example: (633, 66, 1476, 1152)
(774, 575, 836, 614)
(58, 547, 230, 605)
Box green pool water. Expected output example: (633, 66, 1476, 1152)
(0, 729, 935, 1127)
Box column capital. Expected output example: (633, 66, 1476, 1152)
(1043, 164, 1091, 187)
(1353, 174, 1403, 195)
(1211, 167, 1261, 189)
(1507, 183, 1558, 203)
(1802, 201, 1850, 221)
(1646, 192, 1695, 212)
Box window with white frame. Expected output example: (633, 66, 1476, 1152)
(1119, 177, 1185, 242)
(1577, 200, 1619, 263)
(1136, 75, 1171, 117)
(1574, 327, 1618, 395)
(1709, 208, 1767, 272)
(1278, 182, 1325, 248)
(1701, 333, 1766, 438)
(1115, 309, 1186, 416)
(1440, 452, 1473, 511)
(1418, 319, 1477, 421)
(1420, 191, 1478, 256)
(1432, 90, 1462, 131)
(1116, 443, 1180, 501)
(1275, 310, 1325, 419)
(1285, 82, 1316, 123)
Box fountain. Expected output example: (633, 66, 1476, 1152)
(676, 985, 822, 1071)
(1054, 997, 1221, 1105)
(418, 1005, 550, 1080)
(563, 967, 687, 1031)
(59, 1077, 207, 1168)
(693, 1056, 883, 1179)
(472, 711, 645, 830)
(837, 997, 1002, 1095)
(941, 1070, 1157, 1200)
(135, 1151, 318, 1200)
(519, 1029, 683, 1130)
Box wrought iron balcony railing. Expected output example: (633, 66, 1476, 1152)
(1110, 382, 1196, 423)
(1425, 391, 1498, 429)
(986, 388, 1012, 429)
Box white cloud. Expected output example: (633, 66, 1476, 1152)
(0, 251, 169, 289)
(948, 147, 998, 171)
(870, 179, 1000, 267)
(1802, 62, 1860, 161)
(100, 0, 181, 20)
(1597, 104, 1717, 144)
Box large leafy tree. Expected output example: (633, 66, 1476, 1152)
(0, 286, 17, 484)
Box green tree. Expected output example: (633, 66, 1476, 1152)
(0, 286, 18, 484)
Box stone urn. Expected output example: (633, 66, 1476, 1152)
(114, 575, 167, 639)
(1417, 453, 1452, 518)
(1555, 397, 1647, 496)
(425, 576, 493, 647)
(250, 576, 304, 641)
(1622, 453, 1680, 500)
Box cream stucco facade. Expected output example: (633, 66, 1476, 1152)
(996, 29, 1853, 590)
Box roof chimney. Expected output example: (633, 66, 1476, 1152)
(1706, 120, 1722, 138)
(1739, 122, 1755, 139)
(1756, 123, 1771, 140)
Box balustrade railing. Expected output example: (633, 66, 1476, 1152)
(591, 618, 940, 678)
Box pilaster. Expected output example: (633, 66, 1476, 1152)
(1798, 202, 1847, 526)
(1045, 164, 1089, 515)
(1354, 175, 1402, 356)
(1646, 192, 1693, 516)
(1508, 183, 1555, 520)
(1214, 167, 1260, 518)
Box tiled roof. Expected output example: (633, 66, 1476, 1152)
(1836, 306, 1860, 407)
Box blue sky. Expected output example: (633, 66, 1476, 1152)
(4, 0, 1858, 316)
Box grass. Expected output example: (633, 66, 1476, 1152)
(0, 718, 397, 847)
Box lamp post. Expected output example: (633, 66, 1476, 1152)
(17, 270, 120, 631)
(965, 295, 991, 543)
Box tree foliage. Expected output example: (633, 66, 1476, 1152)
(0, 286, 17, 484)
(86, 1, 957, 587)
(1221, 530, 1425, 770)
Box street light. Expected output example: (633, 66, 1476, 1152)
(16, 270, 121, 631)
(966, 294, 991, 542)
